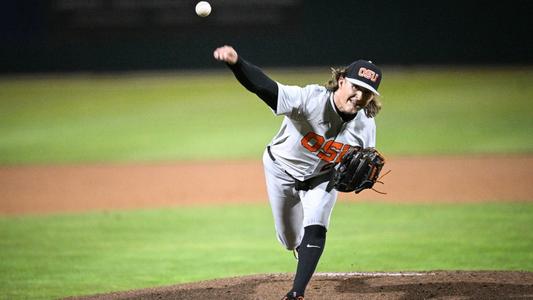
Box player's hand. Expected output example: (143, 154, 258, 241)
(213, 45, 238, 65)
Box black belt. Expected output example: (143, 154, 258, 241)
(267, 146, 311, 191)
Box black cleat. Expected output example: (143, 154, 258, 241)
(281, 291, 304, 300)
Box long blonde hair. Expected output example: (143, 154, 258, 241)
(325, 67, 382, 118)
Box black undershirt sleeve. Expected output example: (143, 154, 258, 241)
(227, 57, 278, 111)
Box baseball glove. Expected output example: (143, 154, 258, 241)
(333, 147, 387, 193)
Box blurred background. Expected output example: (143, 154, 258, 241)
(1, 1, 533, 299)
(1, 0, 532, 165)
(2, 0, 532, 73)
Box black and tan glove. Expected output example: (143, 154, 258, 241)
(333, 147, 387, 193)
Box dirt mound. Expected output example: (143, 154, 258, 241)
(66, 271, 533, 300)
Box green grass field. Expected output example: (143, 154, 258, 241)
(1, 203, 532, 299)
(0, 67, 532, 165)
(1, 67, 533, 299)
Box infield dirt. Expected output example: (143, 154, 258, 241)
(66, 271, 533, 300)
(2, 155, 533, 299)
(1, 155, 532, 215)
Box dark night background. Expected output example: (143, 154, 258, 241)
(1, 0, 532, 73)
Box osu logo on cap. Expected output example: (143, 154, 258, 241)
(358, 67, 379, 82)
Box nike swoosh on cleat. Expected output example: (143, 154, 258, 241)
(306, 244, 321, 248)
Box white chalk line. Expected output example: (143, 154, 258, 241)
(316, 272, 435, 277)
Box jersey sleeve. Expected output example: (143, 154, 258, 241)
(275, 83, 315, 117)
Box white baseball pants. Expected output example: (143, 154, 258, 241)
(262, 149, 338, 250)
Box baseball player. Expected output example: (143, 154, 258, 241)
(213, 45, 382, 300)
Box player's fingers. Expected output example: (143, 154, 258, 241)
(213, 45, 238, 64)
(213, 48, 222, 60)
(225, 49, 237, 64)
(213, 48, 228, 61)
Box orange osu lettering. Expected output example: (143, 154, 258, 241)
(301, 132, 350, 163)
(336, 144, 351, 163)
(301, 132, 325, 153)
(358, 67, 379, 82)
(317, 140, 343, 162)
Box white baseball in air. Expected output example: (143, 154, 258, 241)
(195, 1, 212, 17)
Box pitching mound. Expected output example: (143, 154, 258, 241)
(67, 271, 533, 300)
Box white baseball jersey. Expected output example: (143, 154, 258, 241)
(263, 82, 377, 250)
(268, 83, 376, 181)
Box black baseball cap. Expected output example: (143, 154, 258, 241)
(345, 60, 382, 96)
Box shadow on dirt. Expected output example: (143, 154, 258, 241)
(338, 277, 533, 299)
